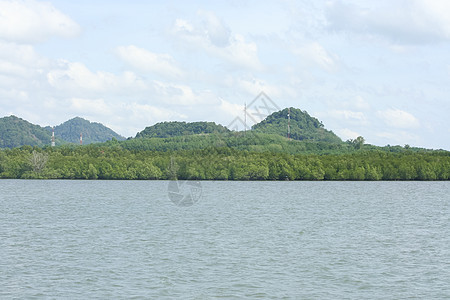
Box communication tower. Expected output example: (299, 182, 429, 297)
(287, 107, 291, 140)
(51, 127, 55, 147)
(244, 103, 247, 135)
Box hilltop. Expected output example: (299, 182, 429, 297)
(49, 117, 125, 144)
(135, 121, 230, 138)
(120, 107, 342, 153)
(1, 110, 447, 181)
(0, 108, 432, 153)
(134, 108, 341, 143)
(0, 116, 55, 148)
(252, 108, 342, 143)
(0, 115, 124, 148)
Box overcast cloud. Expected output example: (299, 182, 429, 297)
(0, 0, 449, 149)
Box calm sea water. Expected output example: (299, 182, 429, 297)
(1, 180, 449, 299)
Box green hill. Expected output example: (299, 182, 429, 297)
(0, 115, 54, 148)
(136, 121, 230, 138)
(51, 117, 125, 144)
(252, 108, 342, 143)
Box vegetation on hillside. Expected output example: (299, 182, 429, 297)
(0, 109, 448, 181)
(110, 132, 428, 155)
(49, 117, 125, 144)
(0, 115, 124, 148)
(135, 121, 230, 138)
(252, 108, 342, 143)
(0, 116, 56, 148)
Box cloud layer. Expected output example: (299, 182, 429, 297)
(0, 0, 448, 149)
(326, 0, 450, 44)
(0, 0, 80, 43)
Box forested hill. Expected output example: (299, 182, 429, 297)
(0, 115, 54, 148)
(135, 121, 230, 138)
(252, 108, 342, 143)
(49, 117, 125, 145)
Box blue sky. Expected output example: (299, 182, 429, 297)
(0, 0, 449, 149)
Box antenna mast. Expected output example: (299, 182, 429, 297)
(244, 102, 247, 135)
(287, 107, 291, 140)
(80, 133, 83, 145)
(51, 127, 55, 147)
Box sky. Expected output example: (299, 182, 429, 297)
(0, 0, 449, 149)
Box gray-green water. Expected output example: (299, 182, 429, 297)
(1, 180, 449, 299)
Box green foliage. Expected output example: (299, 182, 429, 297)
(135, 121, 230, 138)
(0, 115, 124, 148)
(51, 117, 125, 144)
(347, 136, 365, 150)
(0, 145, 448, 180)
(116, 132, 352, 154)
(252, 108, 342, 143)
(0, 116, 53, 148)
(0, 109, 448, 181)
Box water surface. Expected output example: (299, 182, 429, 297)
(1, 180, 449, 299)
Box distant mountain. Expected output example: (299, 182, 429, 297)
(252, 108, 342, 143)
(0, 115, 54, 148)
(0, 110, 339, 149)
(136, 121, 230, 138)
(50, 117, 125, 144)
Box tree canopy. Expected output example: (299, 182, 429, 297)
(0, 116, 54, 148)
(252, 108, 342, 143)
(50, 117, 125, 144)
(135, 121, 230, 138)
(0, 145, 448, 180)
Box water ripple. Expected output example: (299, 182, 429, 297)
(1, 180, 449, 299)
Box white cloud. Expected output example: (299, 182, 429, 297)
(329, 110, 366, 122)
(352, 96, 371, 110)
(70, 98, 112, 116)
(234, 77, 280, 98)
(0, 42, 48, 78)
(0, 87, 28, 101)
(116, 45, 184, 78)
(377, 108, 420, 129)
(326, 0, 450, 44)
(328, 95, 371, 111)
(171, 13, 264, 71)
(0, 0, 80, 43)
(152, 81, 219, 106)
(336, 128, 360, 141)
(376, 131, 421, 146)
(47, 61, 146, 94)
(0, 41, 48, 112)
(0, 60, 29, 77)
(219, 98, 244, 119)
(119, 103, 187, 137)
(126, 103, 186, 121)
(292, 42, 338, 71)
(224, 76, 297, 100)
(173, 19, 194, 33)
(54, 99, 189, 138)
(48, 61, 117, 92)
(0, 42, 45, 65)
(44, 58, 221, 124)
(198, 10, 231, 47)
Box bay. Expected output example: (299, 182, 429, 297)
(1, 180, 449, 299)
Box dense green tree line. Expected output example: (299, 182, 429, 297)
(107, 132, 435, 155)
(0, 145, 448, 180)
(135, 121, 229, 138)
